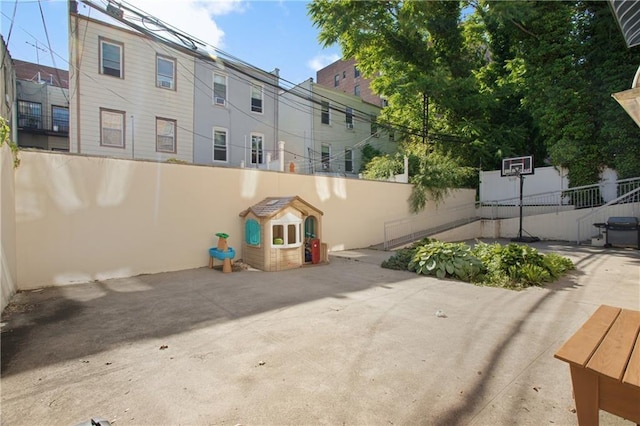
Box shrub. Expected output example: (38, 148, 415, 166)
(408, 241, 484, 281)
(381, 239, 575, 290)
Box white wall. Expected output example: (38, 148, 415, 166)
(1, 142, 17, 311)
(479, 166, 568, 203)
(13, 150, 474, 289)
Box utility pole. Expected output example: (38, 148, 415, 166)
(422, 92, 428, 145)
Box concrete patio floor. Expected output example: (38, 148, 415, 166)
(1, 240, 639, 425)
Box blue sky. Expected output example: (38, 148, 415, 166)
(1, 0, 342, 85)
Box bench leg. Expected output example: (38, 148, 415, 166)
(570, 365, 599, 426)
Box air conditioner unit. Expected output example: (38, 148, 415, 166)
(346, 123, 354, 129)
(159, 80, 172, 89)
(214, 97, 226, 106)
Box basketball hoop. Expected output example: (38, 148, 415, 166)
(501, 155, 539, 243)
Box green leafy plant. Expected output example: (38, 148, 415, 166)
(409, 241, 484, 281)
(382, 239, 575, 290)
(0, 117, 20, 168)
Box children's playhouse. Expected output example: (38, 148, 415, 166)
(239, 196, 325, 272)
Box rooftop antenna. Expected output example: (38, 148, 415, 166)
(25, 40, 47, 65)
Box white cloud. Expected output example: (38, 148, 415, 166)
(307, 53, 340, 72)
(100, 0, 247, 49)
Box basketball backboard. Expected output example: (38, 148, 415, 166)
(501, 155, 534, 177)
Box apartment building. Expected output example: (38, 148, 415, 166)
(192, 59, 279, 168)
(69, 5, 279, 166)
(316, 57, 385, 108)
(279, 78, 395, 176)
(69, 12, 195, 162)
(14, 60, 69, 151)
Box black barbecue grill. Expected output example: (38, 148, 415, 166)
(602, 216, 639, 249)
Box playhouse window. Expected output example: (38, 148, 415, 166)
(245, 219, 260, 246)
(271, 216, 302, 248)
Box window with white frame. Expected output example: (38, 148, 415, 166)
(251, 83, 263, 113)
(321, 144, 330, 171)
(345, 148, 353, 173)
(354, 66, 360, 78)
(271, 213, 302, 248)
(100, 108, 125, 148)
(321, 101, 330, 125)
(354, 85, 360, 96)
(213, 72, 227, 106)
(334, 74, 339, 87)
(100, 38, 123, 78)
(156, 118, 176, 153)
(156, 55, 175, 90)
(346, 107, 354, 129)
(251, 133, 264, 165)
(213, 128, 228, 162)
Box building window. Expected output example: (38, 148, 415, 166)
(346, 107, 354, 129)
(251, 133, 264, 165)
(321, 144, 330, 171)
(354, 66, 360, 78)
(245, 219, 261, 246)
(213, 128, 227, 162)
(100, 108, 125, 148)
(334, 74, 339, 87)
(213, 72, 227, 106)
(99, 38, 123, 78)
(251, 83, 263, 113)
(342, 71, 346, 78)
(18, 100, 42, 129)
(271, 215, 302, 248)
(156, 118, 176, 153)
(345, 148, 353, 173)
(156, 55, 175, 90)
(354, 85, 360, 96)
(382, 98, 389, 107)
(321, 101, 330, 125)
(52, 105, 69, 132)
(371, 115, 378, 136)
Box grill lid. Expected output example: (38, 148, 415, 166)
(606, 216, 639, 225)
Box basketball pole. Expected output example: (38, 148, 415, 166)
(518, 171, 524, 240)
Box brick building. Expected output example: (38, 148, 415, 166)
(316, 57, 385, 107)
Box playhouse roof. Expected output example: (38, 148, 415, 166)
(239, 196, 323, 219)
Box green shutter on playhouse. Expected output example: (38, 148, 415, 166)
(245, 219, 260, 245)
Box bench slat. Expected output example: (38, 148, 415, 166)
(554, 305, 620, 367)
(624, 331, 640, 388)
(587, 309, 640, 381)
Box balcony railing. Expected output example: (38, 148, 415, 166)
(18, 112, 69, 136)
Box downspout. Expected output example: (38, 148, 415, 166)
(71, 3, 81, 153)
(273, 68, 279, 167)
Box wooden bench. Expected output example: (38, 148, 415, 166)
(555, 305, 640, 425)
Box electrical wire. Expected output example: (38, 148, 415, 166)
(37, 0, 69, 102)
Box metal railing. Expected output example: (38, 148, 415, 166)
(383, 201, 479, 250)
(382, 177, 640, 250)
(575, 186, 640, 244)
(479, 177, 640, 219)
(18, 111, 69, 135)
